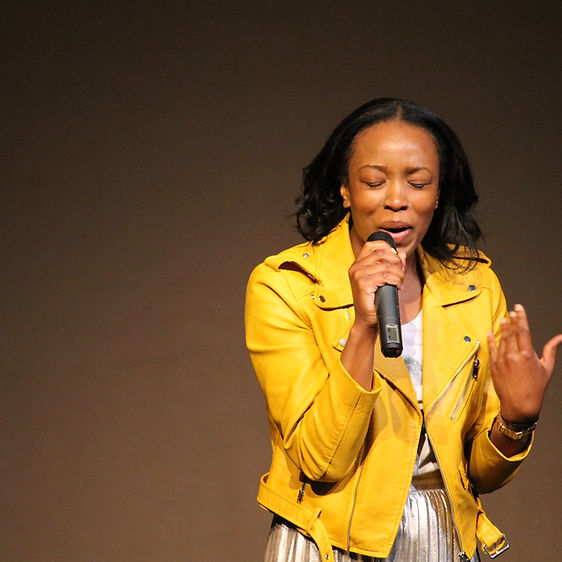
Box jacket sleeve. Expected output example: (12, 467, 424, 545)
(466, 267, 532, 494)
(245, 263, 380, 482)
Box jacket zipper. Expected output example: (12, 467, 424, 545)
(424, 428, 469, 560)
(427, 341, 480, 417)
(450, 351, 480, 421)
(345, 447, 365, 553)
(424, 341, 480, 560)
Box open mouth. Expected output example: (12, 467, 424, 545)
(382, 226, 410, 234)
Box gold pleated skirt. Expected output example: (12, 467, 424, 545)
(264, 472, 479, 562)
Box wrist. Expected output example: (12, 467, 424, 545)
(349, 319, 378, 340)
(495, 412, 538, 441)
(498, 408, 540, 426)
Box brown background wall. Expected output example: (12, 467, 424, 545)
(2, 2, 560, 560)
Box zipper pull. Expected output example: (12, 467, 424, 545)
(297, 483, 305, 503)
(472, 357, 480, 379)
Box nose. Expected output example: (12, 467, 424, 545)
(383, 180, 408, 211)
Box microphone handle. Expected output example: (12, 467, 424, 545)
(375, 284, 403, 358)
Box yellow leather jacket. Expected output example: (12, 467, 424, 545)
(245, 216, 530, 560)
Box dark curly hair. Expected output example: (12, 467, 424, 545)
(296, 98, 482, 267)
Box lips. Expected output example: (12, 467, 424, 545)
(379, 221, 411, 231)
(378, 223, 412, 245)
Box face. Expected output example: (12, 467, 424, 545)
(340, 119, 440, 261)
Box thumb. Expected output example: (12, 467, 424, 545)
(540, 333, 562, 374)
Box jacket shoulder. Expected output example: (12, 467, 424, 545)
(247, 240, 317, 297)
(264, 240, 318, 273)
(458, 250, 500, 289)
(427, 247, 498, 281)
(247, 237, 320, 286)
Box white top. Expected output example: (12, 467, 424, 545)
(401, 310, 439, 476)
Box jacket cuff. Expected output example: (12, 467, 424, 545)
(336, 356, 383, 397)
(469, 427, 533, 493)
(483, 427, 534, 462)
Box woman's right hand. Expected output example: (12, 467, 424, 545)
(342, 239, 406, 390)
(348, 239, 406, 330)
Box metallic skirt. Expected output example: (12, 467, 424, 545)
(264, 472, 480, 562)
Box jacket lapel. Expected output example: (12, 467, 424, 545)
(419, 250, 482, 413)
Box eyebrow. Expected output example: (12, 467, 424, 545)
(360, 165, 432, 174)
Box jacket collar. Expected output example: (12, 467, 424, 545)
(418, 249, 485, 306)
(265, 215, 487, 310)
(265, 215, 355, 309)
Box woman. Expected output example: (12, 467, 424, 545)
(245, 98, 561, 561)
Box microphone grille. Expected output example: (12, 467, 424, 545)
(367, 231, 396, 250)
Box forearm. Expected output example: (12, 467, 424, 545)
(340, 321, 378, 391)
(283, 365, 379, 481)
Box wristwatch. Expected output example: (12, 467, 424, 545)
(495, 413, 537, 440)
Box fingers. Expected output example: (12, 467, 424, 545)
(356, 239, 399, 261)
(349, 264, 402, 294)
(497, 305, 535, 361)
(502, 314, 519, 356)
(351, 241, 404, 289)
(513, 304, 533, 350)
(540, 333, 562, 374)
(495, 303, 560, 374)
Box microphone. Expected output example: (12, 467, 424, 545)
(367, 231, 403, 358)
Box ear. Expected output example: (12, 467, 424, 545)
(340, 185, 350, 208)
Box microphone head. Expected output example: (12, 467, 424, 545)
(367, 231, 396, 250)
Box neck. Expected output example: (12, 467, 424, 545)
(400, 250, 424, 323)
(405, 251, 420, 280)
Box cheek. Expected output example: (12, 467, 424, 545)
(422, 201, 437, 217)
(423, 211, 436, 230)
(415, 194, 439, 219)
(351, 191, 384, 211)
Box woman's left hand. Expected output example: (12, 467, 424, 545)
(487, 304, 562, 422)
